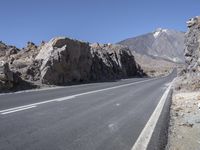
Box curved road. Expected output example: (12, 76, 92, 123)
(0, 71, 176, 150)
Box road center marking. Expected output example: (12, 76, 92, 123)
(131, 79, 175, 150)
(0, 96, 76, 114)
(0, 77, 158, 115)
(56, 96, 76, 102)
(1, 106, 37, 115)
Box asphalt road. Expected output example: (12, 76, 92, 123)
(0, 71, 176, 150)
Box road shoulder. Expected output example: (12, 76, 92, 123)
(166, 91, 200, 149)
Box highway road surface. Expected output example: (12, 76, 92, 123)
(0, 71, 176, 150)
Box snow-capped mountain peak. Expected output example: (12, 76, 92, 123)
(118, 28, 185, 63)
(153, 28, 168, 38)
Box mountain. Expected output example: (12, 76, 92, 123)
(118, 28, 185, 63)
(131, 51, 177, 77)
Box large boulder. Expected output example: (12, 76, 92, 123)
(35, 37, 92, 85)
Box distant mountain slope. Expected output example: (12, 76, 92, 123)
(132, 51, 176, 77)
(118, 28, 185, 63)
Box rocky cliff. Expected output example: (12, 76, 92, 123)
(0, 37, 144, 90)
(35, 38, 143, 85)
(0, 61, 34, 91)
(175, 16, 200, 91)
(167, 17, 200, 149)
(35, 37, 92, 85)
(90, 43, 143, 81)
(0, 61, 16, 90)
(185, 16, 200, 73)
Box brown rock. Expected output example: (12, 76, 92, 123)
(34, 37, 144, 85)
(36, 37, 92, 85)
(90, 43, 143, 81)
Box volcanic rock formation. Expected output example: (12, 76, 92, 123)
(0, 37, 144, 90)
(175, 16, 200, 91)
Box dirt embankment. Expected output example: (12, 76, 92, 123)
(166, 90, 200, 150)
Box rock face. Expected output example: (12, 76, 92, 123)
(34, 37, 143, 85)
(0, 37, 144, 89)
(185, 16, 200, 73)
(118, 28, 185, 63)
(90, 43, 143, 81)
(0, 41, 20, 58)
(35, 37, 92, 85)
(0, 61, 21, 90)
(175, 16, 200, 91)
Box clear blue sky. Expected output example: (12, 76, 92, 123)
(0, 0, 199, 47)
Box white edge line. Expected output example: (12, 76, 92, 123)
(131, 79, 175, 150)
(0, 77, 159, 115)
(1, 106, 37, 115)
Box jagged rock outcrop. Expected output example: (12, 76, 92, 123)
(0, 41, 20, 59)
(35, 37, 92, 85)
(6, 42, 40, 81)
(0, 42, 41, 91)
(175, 16, 200, 91)
(0, 61, 21, 90)
(34, 37, 143, 85)
(185, 16, 200, 73)
(90, 43, 143, 80)
(0, 37, 144, 89)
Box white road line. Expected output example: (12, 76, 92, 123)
(0, 77, 158, 115)
(1, 106, 36, 115)
(0, 79, 147, 97)
(0, 69, 173, 97)
(0, 95, 76, 114)
(56, 96, 76, 101)
(0, 81, 100, 96)
(131, 79, 175, 150)
(69, 78, 157, 97)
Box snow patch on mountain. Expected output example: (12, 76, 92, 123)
(118, 28, 185, 63)
(153, 31, 160, 38)
(153, 28, 168, 38)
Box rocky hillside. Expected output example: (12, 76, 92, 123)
(0, 62, 21, 90)
(0, 41, 20, 57)
(0, 37, 144, 91)
(175, 16, 200, 91)
(185, 17, 200, 73)
(118, 28, 185, 63)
